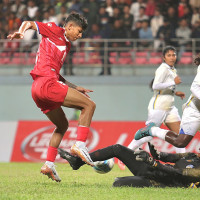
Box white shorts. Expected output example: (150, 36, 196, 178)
(180, 105, 200, 136)
(146, 106, 181, 127)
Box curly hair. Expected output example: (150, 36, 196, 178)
(194, 54, 200, 66)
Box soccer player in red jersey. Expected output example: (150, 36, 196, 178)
(7, 13, 95, 182)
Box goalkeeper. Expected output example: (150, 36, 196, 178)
(58, 143, 200, 188)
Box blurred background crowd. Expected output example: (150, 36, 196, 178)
(1, 0, 200, 47)
(1, 0, 200, 76)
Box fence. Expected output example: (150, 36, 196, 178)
(0, 38, 199, 76)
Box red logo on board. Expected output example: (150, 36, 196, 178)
(20, 122, 99, 162)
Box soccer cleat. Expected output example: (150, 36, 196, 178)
(117, 159, 126, 170)
(58, 148, 84, 170)
(134, 122, 156, 140)
(40, 163, 61, 182)
(71, 144, 94, 166)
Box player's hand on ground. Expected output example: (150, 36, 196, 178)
(175, 91, 185, 99)
(7, 32, 24, 40)
(148, 142, 160, 160)
(174, 76, 182, 85)
(134, 149, 155, 166)
(76, 86, 93, 98)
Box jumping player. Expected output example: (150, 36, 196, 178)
(134, 54, 200, 149)
(127, 46, 185, 152)
(7, 13, 95, 182)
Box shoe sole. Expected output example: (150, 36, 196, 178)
(71, 145, 94, 167)
(40, 168, 61, 182)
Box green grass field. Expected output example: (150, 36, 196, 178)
(0, 163, 200, 200)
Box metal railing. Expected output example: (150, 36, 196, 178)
(0, 38, 199, 76)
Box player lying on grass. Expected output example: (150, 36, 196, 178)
(58, 143, 200, 188)
(134, 54, 200, 149)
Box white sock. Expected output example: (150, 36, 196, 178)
(128, 136, 153, 150)
(151, 127, 168, 140)
(175, 147, 186, 153)
(45, 161, 54, 167)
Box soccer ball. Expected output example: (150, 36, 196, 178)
(93, 158, 115, 174)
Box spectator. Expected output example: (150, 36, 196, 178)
(48, 6, 58, 24)
(27, 0, 39, 20)
(115, 0, 128, 14)
(39, 0, 52, 13)
(150, 9, 164, 38)
(189, 0, 200, 9)
(96, 6, 110, 27)
(8, 12, 21, 32)
(81, 0, 99, 31)
(122, 5, 133, 38)
(42, 11, 50, 23)
(154, 18, 176, 50)
(191, 7, 200, 26)
(105, 0, 115, 17)
(131, 20, 142, 39)
(145, 0, 156, 20)
(110, 19, 126, 47)
(20, 8, 32, 22)
(175, 18, 192, 60)
(181, 5, 192, 24)
(10, 0, 26, 19)
(133, 6, 149, 30)
(109, 7, 122, 24)
(178, 0, 187, 18)
(138, 19, 153, 48)
(130, 0, 146, 27)
(68, 0, 83, 14)
(56, 6, 69, 26)
(165, 6, 178, 29)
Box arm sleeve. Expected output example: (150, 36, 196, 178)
(154, 162, 183, 176)
(152, 81, 175, 90)
(35, 21, 57, 38)
(152, 66, 175, 90)
(190, 82, 200, 100)
(159, 152, 195, 163)
(190, 67, 200, 99)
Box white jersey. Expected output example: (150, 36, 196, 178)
(148, 63, 177, 111)
(181, 65, 200, 136)
(186, 65, 200, 111)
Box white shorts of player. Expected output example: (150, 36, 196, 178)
(180, 104, 200, 136)
(146, 106, 181, 127)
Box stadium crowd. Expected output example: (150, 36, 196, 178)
(1, 0, 200, 50)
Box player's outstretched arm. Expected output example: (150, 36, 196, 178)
(7, 21, 37, 40)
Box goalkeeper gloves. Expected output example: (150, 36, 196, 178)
(148, 142, 160, 160)
(134, 149, 157, 167)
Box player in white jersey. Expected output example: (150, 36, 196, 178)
(134, 54, 200, 148)
(118, 46, 186, 170)
(128, 46, 186, 151)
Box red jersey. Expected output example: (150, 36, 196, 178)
(30, 22, 71, 79)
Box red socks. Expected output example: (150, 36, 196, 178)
(46, 146, 58, 162)
(76, 126, 89, 142)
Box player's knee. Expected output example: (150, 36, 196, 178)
(89, 100, 96, 111)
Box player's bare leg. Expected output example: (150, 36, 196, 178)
(62, 87, 96, 166)
(166, 121, 186, 153)
(41, 107, 69, 182)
